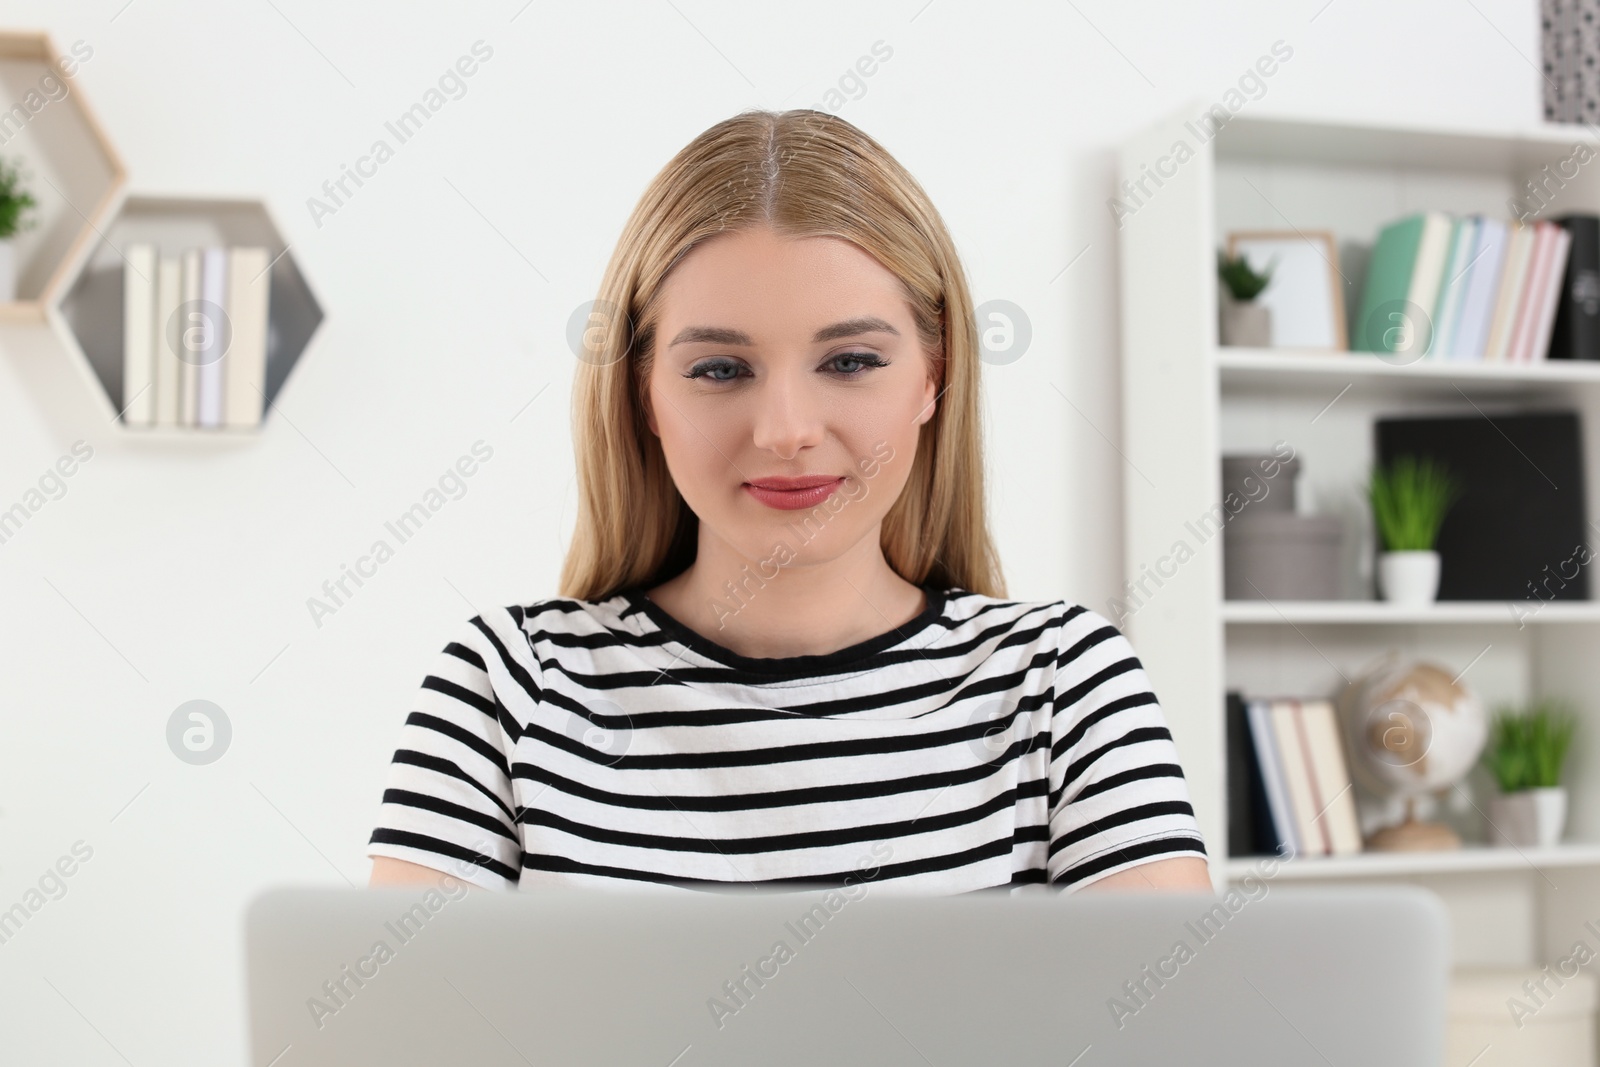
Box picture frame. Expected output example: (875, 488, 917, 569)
(1226, 230, 1348, 351)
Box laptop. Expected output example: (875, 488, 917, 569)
(243, 881, 1449, 1066)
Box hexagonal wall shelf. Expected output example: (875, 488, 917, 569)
(59, 195, 324, 434)
(0, 31, 322, 438)
(0, 31, 125, 322)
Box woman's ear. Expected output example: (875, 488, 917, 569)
(915, 355, 941, 426)
(641, 382, 659, 436)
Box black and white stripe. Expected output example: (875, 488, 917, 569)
(366, 586, 1208, 893)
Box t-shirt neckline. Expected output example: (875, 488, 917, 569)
(620, 582, 948, 675)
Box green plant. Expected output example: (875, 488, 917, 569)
(0, 155, 38, 240)
(1217, 248, 1275, 301)
(1481, 699, 1578, 791)
(1368, 455, 1461, 552)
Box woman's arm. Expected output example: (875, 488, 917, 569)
(1077, 856, 1212, 893)
(368, 856, 485, 889)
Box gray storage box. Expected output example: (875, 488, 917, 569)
(1220, 453, 1300, 516)
(1223, 512, 1343, 600)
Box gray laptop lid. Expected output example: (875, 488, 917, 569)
(243, 882, 1449, 1066)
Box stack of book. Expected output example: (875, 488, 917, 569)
(119, 244, 272, 429)
(1226, 692, 1365, 859)
(1353, 211, 1582, 362)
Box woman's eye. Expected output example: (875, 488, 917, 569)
(827, 352, 887, 375)
(685, 360, 744, 382)
(684, 353, 887, 382)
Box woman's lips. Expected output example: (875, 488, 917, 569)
(742, 476, 845, 510)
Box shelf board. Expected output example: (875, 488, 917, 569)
(1223, 842, 1600, 881)
(1216, 112, 1591, 172)
(1221, 600, 1600, 625)
(1217, 348, 1600, 395)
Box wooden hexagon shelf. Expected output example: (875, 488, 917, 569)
(0, 31, 125, 322)
(58, 194, 324, 435)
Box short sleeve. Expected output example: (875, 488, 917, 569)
(1045, 605, 1208, 891)
(365, 611, 528, 890)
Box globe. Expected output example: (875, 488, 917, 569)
(1334, 657, 1489, 851)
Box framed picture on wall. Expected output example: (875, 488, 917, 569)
(1226, 230, 1348, 350)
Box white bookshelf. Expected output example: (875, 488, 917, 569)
(1118, 99, 1600, 969)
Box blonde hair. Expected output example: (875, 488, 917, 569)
(558, 108, 1005, 602)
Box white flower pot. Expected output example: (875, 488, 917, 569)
(1379, 549, 1440, 606)
(0, 237, 15, 303)
(1488, 786, 1567, 848)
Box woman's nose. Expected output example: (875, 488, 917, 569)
(749, 374, 825, 459)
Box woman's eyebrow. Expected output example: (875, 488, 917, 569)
(668, 316, 900, 348)
(670, 326, 751, 347)
(812, 316, 899, 343)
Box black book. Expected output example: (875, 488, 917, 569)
(1225, 690, 1279, 857)
(1549, 214, 1600, 361)
(1375, 412, 1589, 601)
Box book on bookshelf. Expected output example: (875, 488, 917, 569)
(1430, 216, 1477, 359)
(1243, 697, 1297, 856)
(1548, 214, 1600, 361)
(1233, 695, 1363, 860)
(1350, 211, 1576, 362)
(1450, 216, 1507, 360)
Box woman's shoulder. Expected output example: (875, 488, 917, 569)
(455, 591, 648, 652)
(430, 593, 644, 686)
(938, 586, 1143, 669)
(938, 585, 1122, 636)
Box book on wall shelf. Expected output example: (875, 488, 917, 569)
(119, 242, 272, 431)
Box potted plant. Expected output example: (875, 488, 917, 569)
(1217, 248, 1275, 347)
(0, 154, 39, 303)
(1482, 699, 1577, 848)
(1368, 454, 1460, 605)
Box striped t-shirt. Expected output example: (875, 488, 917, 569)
(365, 585, 1208, 893)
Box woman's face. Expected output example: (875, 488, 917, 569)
(644, 226, 938, 572)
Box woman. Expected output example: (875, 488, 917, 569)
(367, 108, 1210, 894)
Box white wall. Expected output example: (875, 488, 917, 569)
(0, 1, 1542, 1062)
